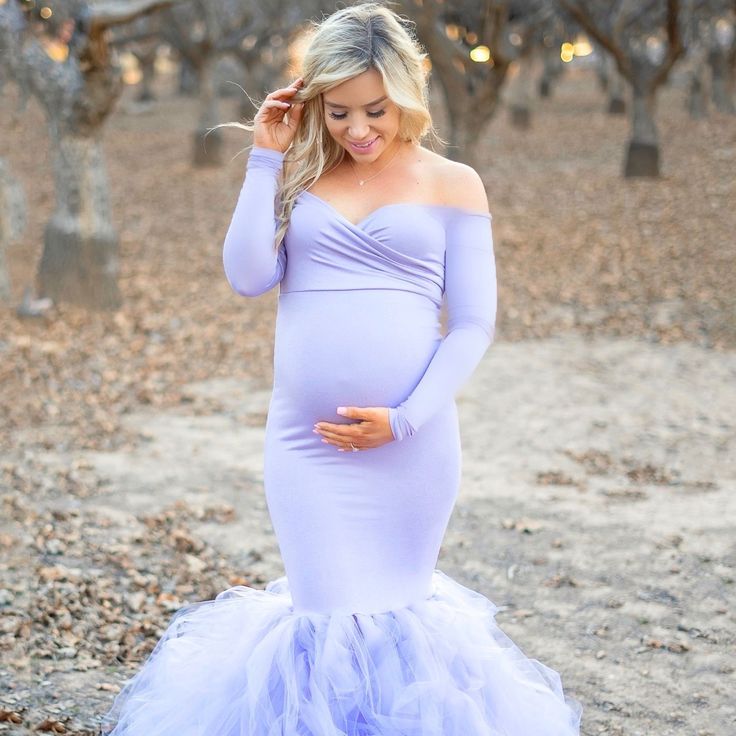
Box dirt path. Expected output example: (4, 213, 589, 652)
(2, 331, 733, 735)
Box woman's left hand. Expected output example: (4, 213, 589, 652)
(313, 406, 394, 451)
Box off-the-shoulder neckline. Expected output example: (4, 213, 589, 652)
(249, 147, 493, 223)
(299, 189, 492, 229)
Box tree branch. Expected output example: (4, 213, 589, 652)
(88, 0, 180, 31)
(558, 0, 633, 79)
(652, 0, 684, 87)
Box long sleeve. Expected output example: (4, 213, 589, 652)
(222, 146, 287, 297)
(388, 211, 497, 441)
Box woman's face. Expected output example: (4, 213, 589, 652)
(322, 67, 402, 163)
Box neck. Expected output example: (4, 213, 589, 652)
(348, 139, 405, 180)
(350, 139, 406, 174)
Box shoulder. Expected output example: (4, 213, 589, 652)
(416, 147, 489, 213)
(437, 158, 489, 213)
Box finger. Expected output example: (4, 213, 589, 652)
(267, 83, 302, 101)
(324, 439, 354, 450)
(261, 100, 291, 111)
(336, 406, 366, 419)
(317, 428, 359, 442)
(318, 435, 356, 450)
(286, 102, 304, 126)
(256, 100, 291, 120)
(334, 437, 366, 451)
(316, 420, 364, 432)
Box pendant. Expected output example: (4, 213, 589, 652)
(359, 180, 365, 186)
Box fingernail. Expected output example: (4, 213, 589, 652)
(336, 407, 347, 415)
(312, 429, 319, 434)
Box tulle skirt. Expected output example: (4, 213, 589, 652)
(99, 568, 582, 735)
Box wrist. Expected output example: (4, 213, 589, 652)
(388, 406, 416, 442)
(247, 145, 285, 173)
(251, 142, 286, 155)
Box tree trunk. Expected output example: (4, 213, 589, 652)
(708, 46, 736, 114)
(397, 0, 510, 171)
(193, 56, 222, 167)
(506, 54, 534, 129)
(38, 133, 122, 309)
(178, 55, 199, 96)
(686, 46, 708, 119)
(595, 49, 609, 92)
(688, 72, 707, 118)
(538, 45, 562, 99)
(135, 47, 157, 103)
(624, 85, 659, 177)
(605, 55, 626, 114)
(0, 159, 27, 301)
(445, 107, 483, 171)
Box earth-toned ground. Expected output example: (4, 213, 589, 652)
(1, 62, 734, 735)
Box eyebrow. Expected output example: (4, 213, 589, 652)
(323, 95, 388, 108)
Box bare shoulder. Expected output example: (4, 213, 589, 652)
(416, 147, 490, 213)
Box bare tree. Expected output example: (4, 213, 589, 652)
(0, 159, 27, 302)
(396, 0, 513, 168)
(506, 10, 569, 127)
(110, 15, 168, 103)
(681, 2, 711, 119)
(599, 51, 628, 114)
(0, 0, 175, 310)
(707, 5, 736, 113)
(538, 26, 566, 98)
(557, 0, 685, 177)
(156, 0, 323, 167)
(506, 40, 537, 129)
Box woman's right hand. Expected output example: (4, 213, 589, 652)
(253, 76, 305, 153)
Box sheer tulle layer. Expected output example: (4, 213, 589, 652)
(100, 568, 582, 735)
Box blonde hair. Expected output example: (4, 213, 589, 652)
(213, 1, 443, 251)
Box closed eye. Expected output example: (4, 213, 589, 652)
(328, 110, 386, 120)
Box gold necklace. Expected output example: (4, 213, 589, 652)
(348, 142, 403, 186)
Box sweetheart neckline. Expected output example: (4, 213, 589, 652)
(298, 190, 492, 229)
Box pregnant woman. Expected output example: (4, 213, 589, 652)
(100, 3, 582, 734)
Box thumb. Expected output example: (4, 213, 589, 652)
(336, 406, 362, 419)
(287, 101, 304, 128)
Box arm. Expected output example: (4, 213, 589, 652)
(222, 146, 287, 297)
(388, 210, 497, 441)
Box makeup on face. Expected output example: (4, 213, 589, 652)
(322, 70, 401, 162)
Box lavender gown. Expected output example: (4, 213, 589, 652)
(100, 146, 582, 735)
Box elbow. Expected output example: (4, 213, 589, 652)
(224, 273, 275, 298)
(222, 248, 279, 297)
(449, 317, 495, 349)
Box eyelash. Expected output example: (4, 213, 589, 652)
(328, 110, 386, 120)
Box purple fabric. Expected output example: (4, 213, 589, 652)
(223, 145, 497, 442)
(99, 146, 582, 735)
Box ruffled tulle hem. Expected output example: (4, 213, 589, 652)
(99, 568, 582, 735)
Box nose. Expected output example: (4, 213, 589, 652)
(348, 122, 371, 139)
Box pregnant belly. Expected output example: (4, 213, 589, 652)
(271, 289, 442, 421)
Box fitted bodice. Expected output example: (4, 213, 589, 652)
(281, 190, 469, 309)
(222, 145, 497, 442)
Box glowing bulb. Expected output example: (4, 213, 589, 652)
(573, 38, 592, 57)
(445, 24, 461, 41)
(470, 45, 491, 63)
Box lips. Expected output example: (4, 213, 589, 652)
(348, 136, 378, 152)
